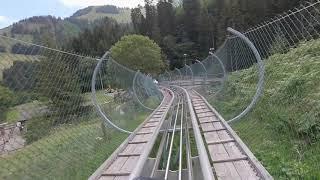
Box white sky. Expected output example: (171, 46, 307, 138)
(59, 0, 146, 8)
(0, 16, 9, 23)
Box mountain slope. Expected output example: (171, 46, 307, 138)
(70, 5, 131, 24)
(0, 16, 82, 48)
(0, 5, 132, 50)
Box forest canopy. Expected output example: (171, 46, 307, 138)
(68, 0, 302, 70)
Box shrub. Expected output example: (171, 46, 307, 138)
(0, 85, 16, 122)
(36, 54, 85, 122)
(25, 116, 53, 144)
(3, 61, 38, 92)
(111, 35, 164, 75)
(11, 43, 41, 55)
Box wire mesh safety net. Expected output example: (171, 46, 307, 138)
(161, 0, 320, 178)
(0, 34, 163, 179)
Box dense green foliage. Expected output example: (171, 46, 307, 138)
(3, 61, 38, 91)
(68, 17, 130, 56)
(130, 0, 302, 69)
(110, 35, 164, 74)
(36, 54, 85, 122)
(211, 39, 320, 178)
(0, 0, 302, 70)
(10, 43, 40, 55)
(25, 116, 53, 144)
(0, 85, 16, 121)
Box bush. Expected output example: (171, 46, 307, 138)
(3, 61, 38, 92)
(111, 35, 165, 75)
(36, 54, 85, 122)
(25, 116, 53, 144)
(11, 43, 41, 55)
(0, 85, 16, 122)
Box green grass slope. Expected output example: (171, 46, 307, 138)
(0, 120, 127, 179)
(210, 39, 320, 179)
(72, 6, 131, 24)
(0, 112, 148, 179)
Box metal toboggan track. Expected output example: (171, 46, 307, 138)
(90, 87, 273, 180)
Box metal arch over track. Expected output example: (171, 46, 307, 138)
(226, 27, 265, 124)
(132, 70, 157, 111)
(207, 53, 227, 96)
(195, 59, 208, 82)
(175, 68, 183, 81)
(92, 51, 132, 134)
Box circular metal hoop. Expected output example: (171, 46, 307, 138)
(206, 53, 227, 96)
(226, 27, 265, 123)
(132, 71, 159, 111)
(91, 52, 132, 134)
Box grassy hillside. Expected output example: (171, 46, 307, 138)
(209, 39, 320, 179)
(0, 120, 127, 180)
(72, 6, 131, 24)
(0, 5, 131, 50)
(0, 16, 82, 51)
(0, 101, 149, 179)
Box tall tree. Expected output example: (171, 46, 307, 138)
(131, 5, 146, 35)
(68, 17, 128, 56)
(183, 0, 201, 42)
(144, 0, 161, 42)
(157, 0, 175, 36)
(198, 7, 213, 56)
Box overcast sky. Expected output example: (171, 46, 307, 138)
(0, 0, 145, 28)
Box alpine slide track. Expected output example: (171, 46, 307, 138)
(89, 28, 273, 180)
